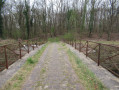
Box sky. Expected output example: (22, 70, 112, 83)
(5, 0, 119, 10)
(30, 0, 35, 3)
(30, 0, 34, 5)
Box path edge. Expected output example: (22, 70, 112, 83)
(66, 43, 119, 90)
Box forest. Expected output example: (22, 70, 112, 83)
(0, 0, 119, 40)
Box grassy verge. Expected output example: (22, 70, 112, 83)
(1, 44, 48, 90)
(61, 43, 107, 90)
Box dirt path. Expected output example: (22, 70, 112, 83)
(22, 43, 85, 90)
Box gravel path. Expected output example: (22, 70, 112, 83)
(22, 43, 85, 90)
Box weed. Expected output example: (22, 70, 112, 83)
(41, 68, 46, 74)
(27, 58, 34, 64)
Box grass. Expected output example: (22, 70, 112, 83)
(79, 40, 119, 46)
(48, 32, 75, 42)
(1, 43, 48, 90)
(62, 32, 74, 40)
(73, 39, 119, 46)
(96, 40, 119, 46)
(67, 49, 107, 90)
(60, 43, 107, 90)
(0, 39, 17, 46)
(48, 37, 60, 42)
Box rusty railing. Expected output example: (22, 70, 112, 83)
(0, 37, 46, 71)
(65, 39, 119, 77)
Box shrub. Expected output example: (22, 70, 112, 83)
(62, 32, 74, 41)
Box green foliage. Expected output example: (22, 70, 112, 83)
(67, 10, 73, 21)
(2, 29, 21, 39)
(0, 0, 5, 38)
(62, 33, 74, 41)
(23, 0, 30, 39)
(0, 14, 3, 37)
(12, 30, 21, 39)
(88, 0, 95, 37)
(48, 37, 60, 42)
(27, 58, 34, 64)
(81, 0, 89, 32)
(51, 26, 55, 35)
(66, 9, 78, 31)
(67, 10, 77, 20)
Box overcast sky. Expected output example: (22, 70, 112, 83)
(30, 0, 34, 5)
(5, 0, 119, 10)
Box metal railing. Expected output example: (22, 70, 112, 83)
(0, 37, 46, 71)
(65, 40, 119, 77)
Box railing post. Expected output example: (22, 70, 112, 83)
(79, 40, 81, 52)
(86, 41, 89, 57)
(19, 42, 22, 59)
(27, 40, 29, 53)
(75, 40, 76, 49)
(71, 40, 72, 46)
(35, 38, 38, 48)
(98, 43, 101, 66)
(72, 40, 74, 47)
(73, 40, 74, 46)
(79, 42, 80, 52)
(32, 40, 34, 50)
(33, 40, 35, 50)
(33, 45, 34, 50)
(36, 40, 38, 48)
(4, 46, 8, 69)
(72, 40, 73, 47)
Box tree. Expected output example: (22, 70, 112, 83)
(81, 0, 88, 32)
(1, 0, 119, 40)
(24, 0, 30, 39)
(107, 0, 117, 40)
(117, 6, 119, 14)
(88, 0, 95, 37)
(0, 0, 5, 38)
